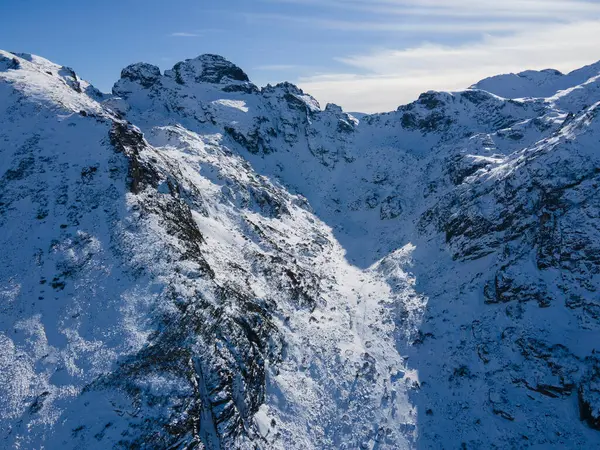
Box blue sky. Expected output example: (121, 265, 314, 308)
(2, 0, 600, 112)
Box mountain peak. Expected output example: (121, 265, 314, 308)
(118, 62, 162, 88)
(471, 60, 600, 99)
(165, 53, 250, 85)
(112, 54, 256, 100)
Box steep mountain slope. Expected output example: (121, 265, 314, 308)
(0, 51, 417, 450)
(1, 49, 600, 449)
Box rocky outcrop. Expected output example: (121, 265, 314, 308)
(117, 62, 162, 89)
(169, 54, 250, 85)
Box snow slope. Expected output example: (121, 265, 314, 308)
(472, 61, 600, 99)
(2, 49, 600, 449)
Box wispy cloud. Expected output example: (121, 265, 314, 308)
(264, 0, 600, 18)
(254, 64, 299, 71)
(254, 0, 600, 32)
(298, 20, 600, 113)
(244, 12, 551, 33)
(169, 32, 200, 37)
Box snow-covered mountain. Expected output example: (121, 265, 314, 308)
(1, 49, 600, 449)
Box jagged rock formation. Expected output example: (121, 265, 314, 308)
(1, 50, 600, 449)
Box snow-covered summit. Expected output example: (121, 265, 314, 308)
(114, 53, 257, 95)
(472, 60, 600, 99)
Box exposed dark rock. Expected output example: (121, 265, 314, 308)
(168, 54, 250, 85)
(0, 53, 20, 70)
(59, 66, 82, 92)
(418, 92, 446, 110)
(117, 62, 162, 89)
(380, 195, 403, 220)
(579, 365, 600, 430)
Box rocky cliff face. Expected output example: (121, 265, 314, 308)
(1, 50, 600, 449)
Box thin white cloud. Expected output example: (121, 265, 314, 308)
(170, 32, 200, 37)
(266, 0, 600, 13)
(297, 20, 600, 113)
(263, 0, 600, 18)
(254, 64, 299, 71)
(245, 12, 555, 33)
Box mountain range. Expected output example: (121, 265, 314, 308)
(2, 49, 600, 449)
